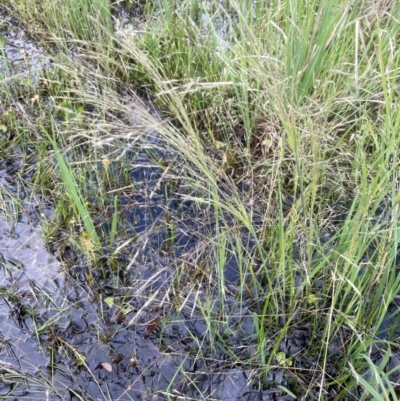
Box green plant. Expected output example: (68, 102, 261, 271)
(42, 119, 101, 252)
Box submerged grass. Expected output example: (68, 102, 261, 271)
(2, 0, 400, 399)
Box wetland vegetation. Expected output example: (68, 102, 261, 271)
(1, 0, 400, 399)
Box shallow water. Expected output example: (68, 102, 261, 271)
(0, 214, 61, 373)
(0, 8, 50, 80)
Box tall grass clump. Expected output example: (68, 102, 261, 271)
(12, 0, 114, 59)
(2, 0, 400, 399)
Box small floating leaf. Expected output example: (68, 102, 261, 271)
(0, 125, 7, 133)
(122, 306, 136, 315)
(104, 297, 114, 307)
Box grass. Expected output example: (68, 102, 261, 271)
(1, 0, 400, 399)
(43, 120, 101, 252)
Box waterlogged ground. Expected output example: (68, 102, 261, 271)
(0, 8, 50, 79)
(0, 10, 281, 400)
(0, 137, 281, 400)
(2, 4, 400, 401)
